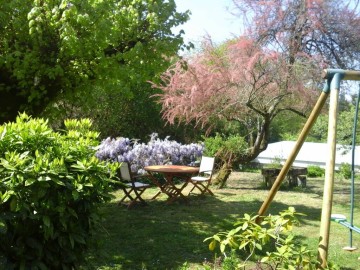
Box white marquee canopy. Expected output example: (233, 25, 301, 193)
(252, 141, 360, 170)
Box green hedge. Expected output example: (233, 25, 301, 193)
(0, 113, 118, 269)
(339, 163, 352, 179)
(307, 165, 325, 177)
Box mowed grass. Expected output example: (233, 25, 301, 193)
(81, 172, 360, 269)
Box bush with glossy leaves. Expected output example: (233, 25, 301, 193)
(0, 113, 118, 269)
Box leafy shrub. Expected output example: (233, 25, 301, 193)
(96, 133, 203, 174)
(202, 133, 248, 162)
(307, 165, 325, 177)
(0, 113, 118, 269)
(205, 207, 338, 269)
(339, 162, 352, 179)
(222, 251, 242, 270)
(203, 133, 248, 187)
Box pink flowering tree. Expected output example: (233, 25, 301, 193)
(154, 38, 319, 185)
(233, 0, 360, 68)
(153, 0, 360, 185)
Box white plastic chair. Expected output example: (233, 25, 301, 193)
(188, 156, 215, 196)
(118, 162, 150, 208)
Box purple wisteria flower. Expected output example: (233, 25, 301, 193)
(96, 133, 204, 174)
(95, 137, 132, 162)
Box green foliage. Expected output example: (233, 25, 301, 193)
(203, 133, 248, 163)
(339, 163, 352, 180)
(205, 207, 338, 269)
(0, 0, 190, 128)
(309, 103, 360, 144)
(0, 113, 118, 269)
(222, 251, 242, 270)
(308, 114, 328, 142)
(271, 111, 306, 142)
(307, 165, 325, 177)
(203, 133, 248, 188)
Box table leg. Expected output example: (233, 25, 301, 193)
(162, 174, 189, 203)
(146, 172, 191, 203)
(145, 172, 166, 200)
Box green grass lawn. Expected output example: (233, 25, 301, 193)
(80, 172, 360, 269)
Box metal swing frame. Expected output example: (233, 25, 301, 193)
(255, 69, 360, 268)
(331, 83, 360, 251)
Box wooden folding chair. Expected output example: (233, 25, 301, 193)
(118, 162, 151, 208)
(188, 156, 215, 196)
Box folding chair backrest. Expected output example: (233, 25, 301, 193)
(119, 162, 132, 182)
(199, 156, 215, 175)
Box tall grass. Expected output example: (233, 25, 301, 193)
(81, 172, 360, 269)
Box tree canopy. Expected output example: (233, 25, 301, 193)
(155, 37, 319, 162)
(153, 0, 360, 186)
(0, 0, 190, 124)
(233, 0, 360, 68)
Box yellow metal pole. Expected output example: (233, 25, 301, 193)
(257, 90, 329, 217)
(317, 74, 341, 269)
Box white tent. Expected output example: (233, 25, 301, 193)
(252, 141, 360, 170)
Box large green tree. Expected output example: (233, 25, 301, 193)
(0, 0, 190, 131)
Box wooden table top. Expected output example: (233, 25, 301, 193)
(144, 165, 199, 174)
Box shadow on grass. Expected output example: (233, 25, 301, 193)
(295, 177, 360, 208)
(82, 191, 323, 270)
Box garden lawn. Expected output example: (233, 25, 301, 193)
(81, 171, 360, 269)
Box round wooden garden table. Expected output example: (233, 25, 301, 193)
(144, 165, 199, 204)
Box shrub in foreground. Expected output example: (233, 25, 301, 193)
(205, 207, 338, 269)
(0, 114, 118, 269)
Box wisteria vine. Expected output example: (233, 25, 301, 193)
(96, 133, 204, 174)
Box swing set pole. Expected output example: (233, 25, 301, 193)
(349, 84, 360, 248)
(257, 85, 330, 217)
(318, 73, 341, 268)
(317, 70, 360, 268)
(256, 69, 360, 269)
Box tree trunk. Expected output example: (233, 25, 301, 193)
(212, 162, 232, 188)
(211, 117, 272, 189)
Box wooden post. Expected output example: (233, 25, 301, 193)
(257, 90, 329, 217)
(317, 74, 341, 268)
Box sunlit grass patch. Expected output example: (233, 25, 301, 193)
(81, 172, 360, 269)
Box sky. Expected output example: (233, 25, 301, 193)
(174, 0, 243, 47)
